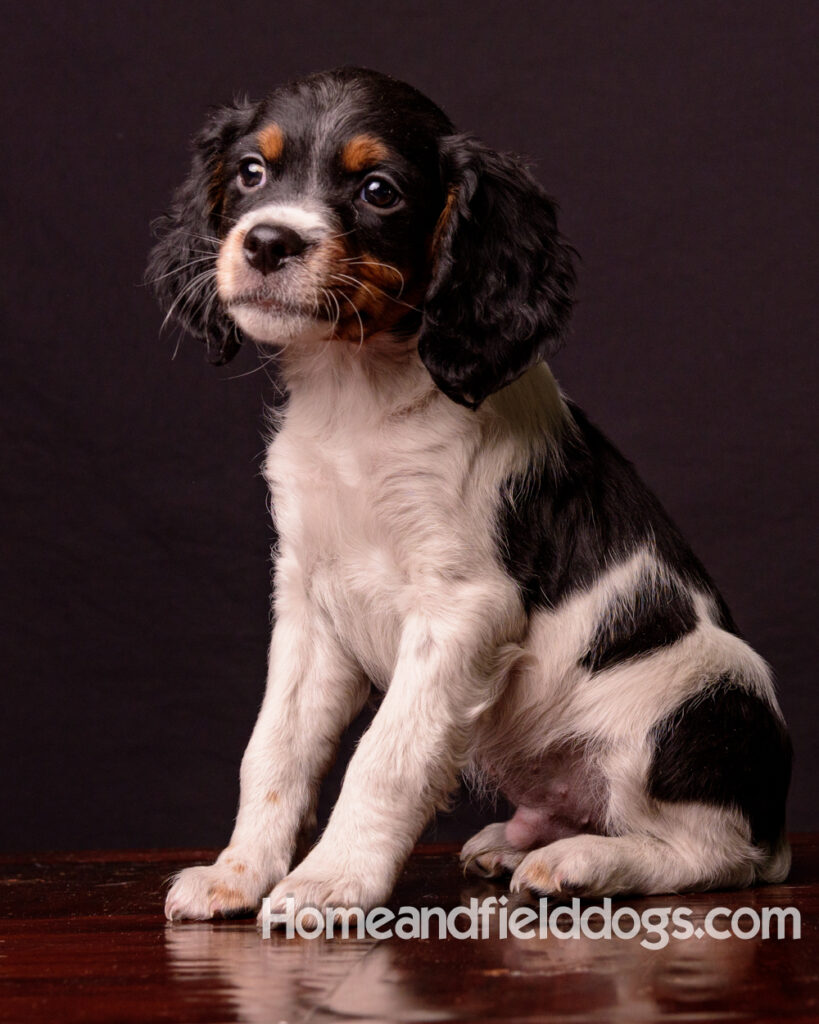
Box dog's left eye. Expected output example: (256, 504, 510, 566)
(237, 156, 267, 190)
(358, 177, 400, 209)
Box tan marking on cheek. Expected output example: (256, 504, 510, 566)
(257, 123, 284, 162)
(312, 236, 415, 341)
(324, 245, 422, 342)
(341, 134, 389, 173)
(215, 227, 249, 297)
(357, 252, 406, 292)
(232, 862, 247, 874)
(266, 790, 279, 804)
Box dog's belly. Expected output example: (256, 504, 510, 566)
(492, 745, 609, 849)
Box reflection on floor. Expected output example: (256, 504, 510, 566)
(1, 840, 816, 1022)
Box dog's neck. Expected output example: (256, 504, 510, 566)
(269, 331, 567, 453)
(273, 330, 440, 421)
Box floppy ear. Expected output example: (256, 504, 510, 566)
(147, 101, 256, 365)
(419, 135, 576, 408)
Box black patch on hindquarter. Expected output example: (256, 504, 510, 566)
(581, 572, 698, 673)
(648, 682, 792, 846)
(497, 402, 738, 634)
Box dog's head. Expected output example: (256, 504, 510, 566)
(148, 67, 576, 408)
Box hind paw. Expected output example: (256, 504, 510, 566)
(460, 822, 526, 878)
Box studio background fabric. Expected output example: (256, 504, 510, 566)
(1, 0, 815, 849)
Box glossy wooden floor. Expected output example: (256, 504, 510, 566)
(1, 838, 816, 1023)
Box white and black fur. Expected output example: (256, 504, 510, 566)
(148, 68, 791, 922)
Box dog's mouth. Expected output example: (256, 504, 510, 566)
(226, 290, 315, 317)
(221, 269, 415, 345)
(226, 286, 373, 328)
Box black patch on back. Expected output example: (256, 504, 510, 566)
(581, 571, 698, 673)
(496, 401, 739, 635)
(648, 682, 792, 846)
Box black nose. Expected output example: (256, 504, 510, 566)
(242, 223, 309, 275)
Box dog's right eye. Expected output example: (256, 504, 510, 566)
(237, 156, 267, 191)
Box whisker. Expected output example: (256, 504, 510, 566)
(171, 328, 184, 362)
(325, 227, 357, 243)
(168, 269, 216, 322)
(329, 272, 380, 308)
(318, 287, 334, 329)
(260, 356, 285, 397)
(328, 271, 421, 314)
(145, 255, 215, 285)
(200, 282, 223, 339)
(160, 268, 217, 334)
(224, 350, 280, 381)
(173, 229, 222, 246)
(338, 258, 406, 296)
(321, 287, 342, 338)
(334, 290, 365, 351)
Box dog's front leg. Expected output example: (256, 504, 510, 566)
(263, 592, 522, 921)
(165, 587, 368, 921)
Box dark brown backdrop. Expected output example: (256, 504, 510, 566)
(1, 0, 816, 850)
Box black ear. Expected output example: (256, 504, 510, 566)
(147, 101, 256, 365)
(419, 135, 576, 408)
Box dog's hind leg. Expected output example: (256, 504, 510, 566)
(509, 803, 766, 897)
(462, 741, 608, 879)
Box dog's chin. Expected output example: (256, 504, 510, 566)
(227, 300, 328, 346)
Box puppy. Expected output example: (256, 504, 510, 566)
(149, 67, 791, 922)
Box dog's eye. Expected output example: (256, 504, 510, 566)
(238, 156, 267, 191)
(359, 178, 400, 209)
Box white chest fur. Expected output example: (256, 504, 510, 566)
(262, 348, 561, 684)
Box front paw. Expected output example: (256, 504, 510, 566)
(258, 857, 391, 928)
(165, 855, 270, 921)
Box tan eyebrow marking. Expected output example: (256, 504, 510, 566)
(257, 123, 284, 162)
(341, 134, 390, 173)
